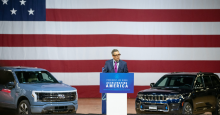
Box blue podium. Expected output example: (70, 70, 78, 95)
(100, 73, 134, 115)
(101, 68, 106, 114)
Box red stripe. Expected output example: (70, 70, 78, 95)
(46, 9, 220, 22)
(1, 60, 220, 72)
(72, 85, 150, 98)
(1, 34, 220, 47)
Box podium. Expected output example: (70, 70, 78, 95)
(100, 73, 134, 115)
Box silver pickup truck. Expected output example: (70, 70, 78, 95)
(0, 66, 78, 114)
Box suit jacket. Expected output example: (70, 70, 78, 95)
(103, 59, 128, 73)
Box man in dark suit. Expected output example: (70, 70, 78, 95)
(103, 49, 128, 73)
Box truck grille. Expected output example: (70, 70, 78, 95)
(143, 95, 167, 101)
(36, 92, 76, 102)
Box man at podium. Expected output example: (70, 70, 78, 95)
(103, 49, 128, 73)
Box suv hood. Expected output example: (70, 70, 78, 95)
(139, 87, 192, 94)
(19, 83, 76, 91)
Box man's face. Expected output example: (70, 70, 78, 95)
(112, 51, 121, 62)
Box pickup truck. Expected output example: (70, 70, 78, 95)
(0, 66, 78, 114)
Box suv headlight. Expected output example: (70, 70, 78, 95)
(179, 94, 183, 99)
(167, 95, 174, 99)
(168, 94, 182, 100)
(137, 94, 143, 99)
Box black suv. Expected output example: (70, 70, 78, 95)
(135, 72, 220, 114)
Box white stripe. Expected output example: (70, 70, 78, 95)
(52, 72, 165, 86)
(1, 47, 220, 60)
(46, 0, 220, 9)
(1, 22, 220, 35)
(51, 72, 220, 86)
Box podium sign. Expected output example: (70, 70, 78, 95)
(100, 73, 134, 93)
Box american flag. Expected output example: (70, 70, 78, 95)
(0, 0, 220, 98)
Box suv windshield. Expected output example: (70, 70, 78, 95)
(154, 75, 195, 89)
(15, 71, 58, 83)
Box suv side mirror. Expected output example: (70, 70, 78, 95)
(194, 82, 203, 89)
(58, 80, 63, 84)
(150, 83, 155, 87)
(195, 82, 200, 86)
(7, 82, 15, 89)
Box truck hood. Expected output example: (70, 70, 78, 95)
(19, 83, 76, 91)
(139, 87, 192, 94)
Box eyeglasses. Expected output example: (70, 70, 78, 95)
(113, 54, 121, 56)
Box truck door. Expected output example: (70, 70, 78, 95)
(0, 70, 16, 109)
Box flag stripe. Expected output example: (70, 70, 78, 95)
(1, 60, 220, 72)
(52, 72, 164, 86)
(1, 47, 220, 60)
(46, 0, 220, 9)
(52, 72, 220, 86)
(71, 85, 151, 98)
(46, 9, 220, 22)
(1, 22, 220, 35)
(1, 35, 220, 47)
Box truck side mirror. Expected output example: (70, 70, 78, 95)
(150, 83, 155, 87)
(7, 82, 15, 89)
(58, 80, 63, 84)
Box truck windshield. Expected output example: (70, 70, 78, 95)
(154, 75, 195, 89)
(15, 71, 59, 83)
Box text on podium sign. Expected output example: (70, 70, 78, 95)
(100, 73, 134, 93)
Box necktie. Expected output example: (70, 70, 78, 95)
(114, 61, 117, 73)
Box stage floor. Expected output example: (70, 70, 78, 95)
(77, 98, 211, 114)
(77, 98, 135, 114)
(0, 98, 212, 114)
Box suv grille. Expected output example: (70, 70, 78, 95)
(143, 95, 167, 101)
(36, 92, 76, 102)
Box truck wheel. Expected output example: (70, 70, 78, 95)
(17, 100, 31, 115)
(67, 111, 76, 114)
(182, 102, 193, 114)
(212, 98, 220, 115)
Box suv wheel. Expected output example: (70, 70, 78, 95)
(18, 100, 31, 115)
(182, 102, 193, 114)
(213, 98, 220, 115)
(136, 110, 144, 114)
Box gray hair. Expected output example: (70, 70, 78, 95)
(111, 49, 119, 55)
